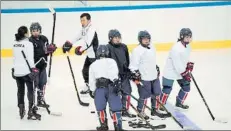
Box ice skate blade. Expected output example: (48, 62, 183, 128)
(175, 106, 189, 112)
(38, 107, 49, 110)
(122, 114, 136, 119)
(50, 112, 62, 116)
(27, 116, 41, 120)
(20, 115, 25, 119)
(37, 105, 50, 108)
(123, 117, 137, 122)
(150, 116, 166, 120)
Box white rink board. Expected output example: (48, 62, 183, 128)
(1, 4, 231, 49)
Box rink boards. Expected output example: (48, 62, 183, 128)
(1, 1, 231, 58)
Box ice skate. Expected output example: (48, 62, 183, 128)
(18, 104, 25, 119)
(159, 106, 165, 111)
(175, 101, 189, 109)
(27, 106, 41, 120)
(37, 100, 50, 108)
(122, 108, 136, 118)
(151, 108, 171, 118)
(96, 119, 108, 131)
(137, 111, 149, 120)
(37, 90, 50, 108)
(114, 122, 126, 131)
(80, 83, 90, 94)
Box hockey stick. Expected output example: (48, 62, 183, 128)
(190, 73, 228, 123)
(47, 6, 56, 85)
(127, 98, 166, 130)
(40, 97, 62, 116)
(21, 50, 62, 116)
(66, 53, 89, 107)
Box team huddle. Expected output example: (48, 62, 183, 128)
(12, 13, 194, 130)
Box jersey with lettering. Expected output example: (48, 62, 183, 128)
(13, 38, 35, 77)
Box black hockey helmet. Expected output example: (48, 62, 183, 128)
(30, 22, 42, 33)
(108, 29, 121, 40)
(179, 28, 192, 40)
(138, 30, 151, 43)
(96, 45, 109, 59)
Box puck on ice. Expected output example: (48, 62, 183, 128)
(91, 111, 95, 113)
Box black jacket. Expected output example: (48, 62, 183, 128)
(107, 42, 130, 77)
(29, 35, 49, 70)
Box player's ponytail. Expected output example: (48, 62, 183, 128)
(15, 26, 28, 41)
(15, 33, 21, 41)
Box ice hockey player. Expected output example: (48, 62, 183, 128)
(129, 30, 170, 120)
(106, 29, 136, 118)
(160, 28, 194, 110)
(12, 26, 41, 120)
(62, 13, 99, 94)
(88, 45, 125, 131)
(29, 22, 57, 108)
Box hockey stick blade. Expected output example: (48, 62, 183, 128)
(50, 112, 62, 116)
(80, 101, 89, 106)
(214, 117, 228, 123)
(38, 107, 62, 116)
(151, 124, 166, 130)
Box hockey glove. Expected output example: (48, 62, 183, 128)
(156, 65, 160, 78)
(130, 70, 141, 84)
(181, 70, 191, 82)
(186, 62, 194, 72)
(89, 90, 94, 99)
(28, 68, 39, 81)
(75, 46, 84, 56)
(11, 68, 16, 79)
(62, 41, 72, 53)
(45, 44, 57, 54)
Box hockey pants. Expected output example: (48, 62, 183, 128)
(137, 78, 162, 112)
(94, 85, 122, 128)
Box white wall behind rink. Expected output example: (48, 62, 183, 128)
(1, 6, 230, 49)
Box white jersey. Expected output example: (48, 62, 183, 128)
(70, 22, 98, 58)
(163, 41, 191, 80)
(89, 58, 119, 91)
(129, 44, 157, 81)
(13, 38, 35, 77)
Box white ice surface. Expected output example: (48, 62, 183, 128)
(1, 49, 231, 130)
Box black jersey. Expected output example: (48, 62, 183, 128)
(107, 42, 130, 77)
(29, 35, 49, 70)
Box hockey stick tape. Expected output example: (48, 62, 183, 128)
(48, 6, 55, 14)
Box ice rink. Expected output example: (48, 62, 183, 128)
(1, 48, 231, 130)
